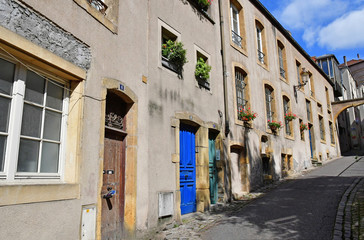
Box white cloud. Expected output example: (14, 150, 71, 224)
(278, 0, 349, 30)
(302, 28, 318, 47)
(318, 8, 364, 49)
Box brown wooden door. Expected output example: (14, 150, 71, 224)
(101, 129, 126, 239)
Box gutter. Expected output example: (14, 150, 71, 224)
(218, 0, 229, 135)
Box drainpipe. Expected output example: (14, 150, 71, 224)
(218, 0, 229, 136)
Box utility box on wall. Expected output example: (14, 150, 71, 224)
(81, 205, 96, 240)
(158, 192, 174, 217)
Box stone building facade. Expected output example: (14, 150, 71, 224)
(0, 0, 339, 239)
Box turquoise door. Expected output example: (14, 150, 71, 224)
(209, 138, 218, 204)
(180, 125, 196, 214)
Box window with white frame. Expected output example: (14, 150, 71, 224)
(0, 57, 68, 180)
(230, 3, 242, 47)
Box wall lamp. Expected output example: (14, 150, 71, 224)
(294, 67, 309, 98)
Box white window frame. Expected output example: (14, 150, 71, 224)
(230, 4, 240, 36)
(0, 56, 69, 181)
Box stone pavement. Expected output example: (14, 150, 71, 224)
(351, 179, 364, 240)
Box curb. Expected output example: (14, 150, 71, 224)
(333, 177, 363, 240)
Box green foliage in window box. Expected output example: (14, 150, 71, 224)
(284, 112, 297, 121)
(300, 122, 308, 131)
(239, 108, 257, 122)
(268, 120, 282, 131)
(161, 40, 187, 69)
(195, 57, 212, 81)
(194, 0, 213, 11)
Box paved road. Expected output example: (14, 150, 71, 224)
(201, 155, 364, 240)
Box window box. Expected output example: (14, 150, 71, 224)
(196, 76, 210, 90)
(161, 56, 179, 73)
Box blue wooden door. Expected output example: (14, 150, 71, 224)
(209, 138, 218, 204)
(309, 127, 313, 158)
(180, 125, 196, 214)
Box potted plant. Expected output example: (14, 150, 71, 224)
(161, 40, 187, 72)
(239, 108, 257, 122)
(268, 120, 282, 132)
(195, 57, 212, 88)
(300, 122, 308, 131)
(284, 112, 297, 121)
(194, 0, 213, 11)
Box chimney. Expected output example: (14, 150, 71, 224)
(358, 53, 360, 59)
(344, 56, 347, 66)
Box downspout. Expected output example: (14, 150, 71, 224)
(218, 0, 229, 136)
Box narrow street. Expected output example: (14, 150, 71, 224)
(201, 155, 364, 240)
(158, 154, 364, 240)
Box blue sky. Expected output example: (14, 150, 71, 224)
(258, 0, 364, 64)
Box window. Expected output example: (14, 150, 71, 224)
(230, 4, 241, 47)
(230, 1, 245, 50)
(328, 58, 334, 78)
(277, 41, 287, 80)
(325, 87, 330, 110)
(265, 85, 274, 124)
(306, 100, 312, 122)
(256, 20, 266, 65)
(329, 121, 335, 144)
(283, 96, 292, 136)
(299, 119, 304, 141)
(317, 102, 322, 114)
(308, 72, 314, 97)
(321, 59, 329, 75)
(319, 116, 325, 141)
(0, 58, 68, 179)
(161, 26, 179, 73)
(195, 49, 211, 90)
(296, 61, 301, 85)
(235, 68, 248, 119)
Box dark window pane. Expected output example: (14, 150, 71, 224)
(0, 136, 6, 172)
(43, 110, 62, 141)
(46, 81, 63, 110)
(40, 142, 59, 173)
(0, 58, 15, 96)
(21, 104, 42, 138)
(17, 139, 39, 172)
(321, 60, 329, 75)
(25, 71, 45, 105)
(0, 96, 10, 132)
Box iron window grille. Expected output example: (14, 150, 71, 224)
(258, 49, 265, 64)
(232, 30, 243, 48)
(235, 71, 247, 118)
(87, 0, 108, 14)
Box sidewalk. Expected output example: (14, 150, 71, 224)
(352, 180, 364, 240)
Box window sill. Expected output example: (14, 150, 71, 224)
(73, 0, 118, 34)
(331, 143, 336, 147)
(196, 77, 210, 90)
(320, 139, 326, 144)
(279, 76, 289, 84)
(257, 60, 269, 71)
(0, 183, 80, 206)
(235, 119, 254, 128)
(230, 42, 248, 57)
(187, 0, 215, 24)
(284, 135, 295, 141)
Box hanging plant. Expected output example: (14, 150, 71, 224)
(268, 120, 282, 132)
(300, 122, 308, 131)
(195, 57, 212, 81)
(239, 108, 257, 122)
(161, 40, 187, 70)
(284, 112, 297, 121)
(195, 0, 213, 11)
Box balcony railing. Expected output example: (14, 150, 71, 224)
(88, 0, 108, 14)
(280, 67, 286, 79)
(232, 30, 242, 48)
(257, 49, 265, 64)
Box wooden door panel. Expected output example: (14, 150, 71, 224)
(101, 130, 125, 239)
